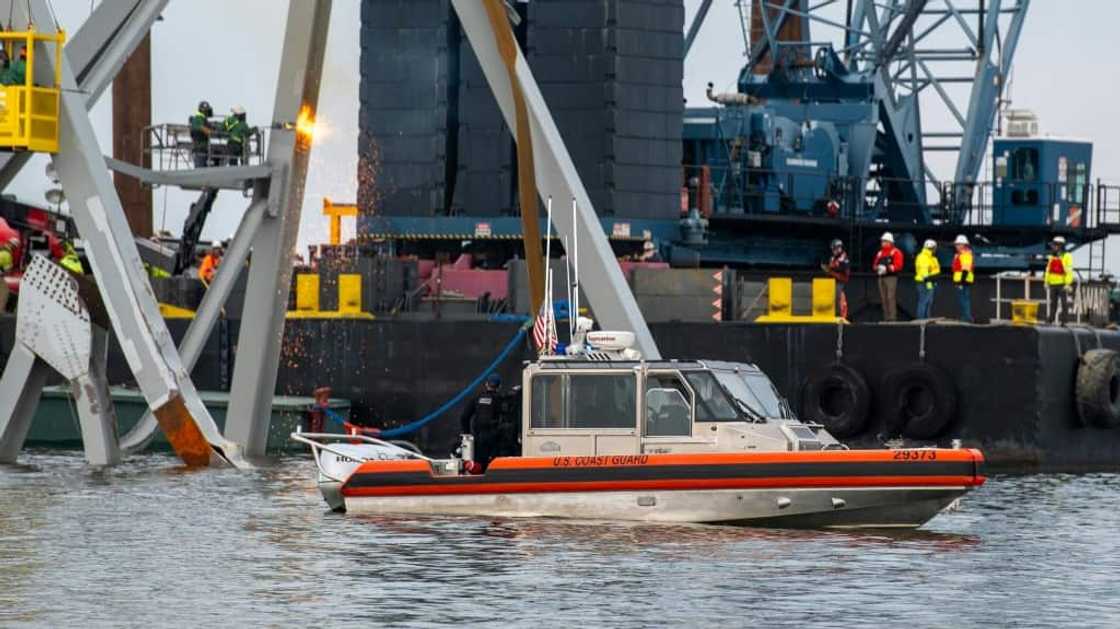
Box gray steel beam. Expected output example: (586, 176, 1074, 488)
(71, 327, 122, 465)
(104, 156, 271, 190)
(452, 0, 659, 358)
(26, 0, 245, 467)
(683, 0, 713, 58)
(879, 0, 929, 64)
(953, 0, 1029, 189)
(0, 345, 51, 463)
(0, 0, 166, 191)
(224, 0, 332, 456)
(121, 197, 267, 453)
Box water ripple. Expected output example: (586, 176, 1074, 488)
(1, 452, 1119, 627)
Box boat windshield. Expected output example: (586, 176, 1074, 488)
(682, 371, 739, 421)
(711, 370, 789, 419)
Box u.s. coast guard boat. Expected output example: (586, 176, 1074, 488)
(293, 330, 984, 529)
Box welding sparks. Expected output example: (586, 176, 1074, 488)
(295, 105, 318, 140)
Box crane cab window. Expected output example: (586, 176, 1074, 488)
(530, 372, 637, 430)
(1009, 148, 1038, 182)
(644, 372, 693, 437)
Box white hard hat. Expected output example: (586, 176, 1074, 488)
(881, 232, 894, 243)
(1052, 235, 1066, 244)
(231, 105, 246, 115)
(954, 235, 969, 246)
(923, 239, 937, 249)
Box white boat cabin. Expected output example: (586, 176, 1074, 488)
(521, 359, 842, 457)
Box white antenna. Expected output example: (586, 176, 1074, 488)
(571, 196, 580, 334)
(543, 196, 554, 353)
(563, 234, 573, 339)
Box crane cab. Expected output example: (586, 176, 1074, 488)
(0, 28, 64, 153)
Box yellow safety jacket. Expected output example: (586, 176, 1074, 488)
(915, 249, 940, 285)
(59, 253, 83, 274)
(1044, 252, 1074, 286)
(952, 249, 974, 284)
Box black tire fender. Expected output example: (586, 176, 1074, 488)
(1075, 349, 1120, 429)
(882, 363, 957, 440)
(800, 363, 872, 438)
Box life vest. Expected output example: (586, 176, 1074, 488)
(198, 254, 220, 282)
(828, 252, 850, 283)
(952, 249, 974, 284)
(1045, 252, 1074, 286)
(873, 246, 903, 275)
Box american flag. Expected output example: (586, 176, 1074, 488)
(532, 297, 558, 354)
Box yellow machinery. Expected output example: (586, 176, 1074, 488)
(288, 272, 373, 319)
(322, 198, 358, 246)
(1011, 299, 1041, 325)
(755, 277, 845, 324)
(0, 29, 65, 153)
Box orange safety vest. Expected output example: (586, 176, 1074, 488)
(1044, 252, 1074, 286)
(198, 254, 220, 282)
(951, 248, 974, 284)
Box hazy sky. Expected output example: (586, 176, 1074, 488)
(7, 1, 1120, 270)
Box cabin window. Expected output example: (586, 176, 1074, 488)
(1009, 147, 1038, 182)
(684, 372, 740, 421)
(568, 374, 636, 429)
(530, 375, 565, 429)
(644, 373, 694, 436)
(1070, 162, 1087, 206)
(530, 373, 636, 430)
(712, 370, 790, 419)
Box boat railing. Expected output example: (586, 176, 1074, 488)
(991, 271, 1111, 325)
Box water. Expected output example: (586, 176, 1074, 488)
(2, 451, 1118, 628)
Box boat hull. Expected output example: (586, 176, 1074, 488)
(332, 449, 985, 529)
(338, 486, 969, 529)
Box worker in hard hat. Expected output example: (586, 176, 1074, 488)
(198, 245, 222, 284)
(58, 241, 84, 275)
(872, 232, 903, 322)
(821, 238, 850, 318)
(951, 235, 975, 322)
(223, 105, 250, 166)
(914, 239, 940, 319)
(189, 101, 215, 167)
(0, 45, 26, 86)
(1044, 235, 1075, 324)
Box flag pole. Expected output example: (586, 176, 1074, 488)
(563, 234, 573, 340)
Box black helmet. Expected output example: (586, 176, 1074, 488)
(830, 238, 843, 250)
(198, 100, 212, 116)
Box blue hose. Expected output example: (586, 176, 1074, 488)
(373, 326, 528, 439)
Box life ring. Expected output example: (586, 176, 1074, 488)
(1075, 349, 1120, 429)
(800, 363, 872, 438)
(882, 363, 957, 440)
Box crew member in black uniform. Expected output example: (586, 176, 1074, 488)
(460, 373, 503, 469)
